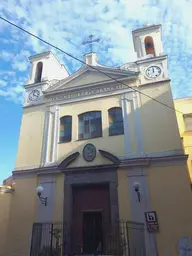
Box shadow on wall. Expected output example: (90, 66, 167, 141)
(57, 85, 182, 168)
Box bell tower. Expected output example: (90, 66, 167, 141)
(132, 24, 164, 59)
(132, 24, 168, 84)
(24, 51, 69, 107)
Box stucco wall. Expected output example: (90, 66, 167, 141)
(5, 177, 37, 256)
(147, 165, 192, 256)
(117, 164, 192, 256)
(53, 173, 64, 222)
(28, 53, 68, 84)
(140, 82, 181, 153)
(15, 105, 45, 169)
(174, 98, 192, 180)
(117, 168, 131, 221)
(58, 95, 126, 166)
(66, 70, 111, 87)
(0, 192, 12, 256)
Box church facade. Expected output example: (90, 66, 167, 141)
(1, 24, 192, 256)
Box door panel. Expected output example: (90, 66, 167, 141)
(72, 185, 110, 254)
(83, 212, 103, 254)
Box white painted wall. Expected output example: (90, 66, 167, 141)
(27, 52, 68, 85)
(132, 25, 164, 59)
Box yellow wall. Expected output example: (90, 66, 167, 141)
(147, 165, 192, 255)
(117, 168, 131, 221)
(0, 192, 12, 256)
(58, 95, 126, 166)
(174, 97, 192, 180)
(140, 82, 181, 153)
(5, 177, 38, 256)
(68, 70, 111, 87)
(16, 80, 183, 171)
(53, 173, 64, 222)
(15, 105, 45, 169)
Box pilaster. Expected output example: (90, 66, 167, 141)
(41, 105, 59, 166)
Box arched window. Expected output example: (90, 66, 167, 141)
(35, 62, 43, 83)
(60, 116, 72, 142)
(108, 107, 124, 136)
(144, 36, 155, 56)
(78, 111, 102, 140)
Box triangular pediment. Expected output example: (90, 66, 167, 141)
(46, 65, 139, 93)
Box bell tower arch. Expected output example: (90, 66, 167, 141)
(132, 24, 164, 59)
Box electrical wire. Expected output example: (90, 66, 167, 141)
(0, 15, 183, 114)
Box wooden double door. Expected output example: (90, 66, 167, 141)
(72, 184, 111, 254)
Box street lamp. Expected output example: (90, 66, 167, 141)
(36, 185, 47, 206)
(133, 182, 141, 202)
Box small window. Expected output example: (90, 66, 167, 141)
(35, 62, 43, 83)
(78, 111, 102, 140)
(60, 116, 72, 143)
(184, 114, 192, 131)
(108, 107, 124, 136)
(144, 36, 155, 56)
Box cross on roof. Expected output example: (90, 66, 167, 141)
(82, 35, 100, 53)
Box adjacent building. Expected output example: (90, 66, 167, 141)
(1, 24, 192, 256)
(174, 97, 192, 183)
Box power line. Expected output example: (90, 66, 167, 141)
(0, 16, 183, 114)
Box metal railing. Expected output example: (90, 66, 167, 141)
(30, 222, 63, 256)
(30, 220, 146, 256)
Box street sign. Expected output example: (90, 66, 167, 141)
(145, 211, 159, 233)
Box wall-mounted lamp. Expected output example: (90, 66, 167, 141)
(133, 182, 141, 202)
(36, 185, 47, 206)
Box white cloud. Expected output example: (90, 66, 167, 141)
(0, 0, 192, 103)
(1, 50, 14, 62)
(12, 50, 30, 72)
(0, 87, 24, 104)
(0, 79, 7, 86)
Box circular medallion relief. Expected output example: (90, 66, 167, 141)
(83, 144, 96, 162)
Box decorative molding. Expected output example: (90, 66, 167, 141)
(40, 105, 59, 166)
(62, 164, 118, 174)
(138, 78, 171, 87)
(58, 152, 80, 169)
(46, 65, 139, 92)
(99, 149, 121, 164)
(47, 85, 134, 107)
(51, 105, 59, 163)
(119, 149, 185, 159)
(24, 80, 48, 89)
(46, 82, 134, 103)
(13, 151, 188, 178)
(0, 185, 14, 194)
(133, 92, 144, 154)
(121, 158, 150, 167)
(136, 54, 167, 65)
(41, 108, 50, 166)
(121, 92, 133, 154)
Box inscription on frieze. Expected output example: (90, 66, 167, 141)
(48, 83, 132, 102)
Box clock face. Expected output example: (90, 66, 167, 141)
(146, 66, 161, 78)
(83, 144, 96, 162)
(28, 90, 40, 101)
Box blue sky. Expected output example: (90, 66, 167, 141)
(0, 0, 192, 183)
